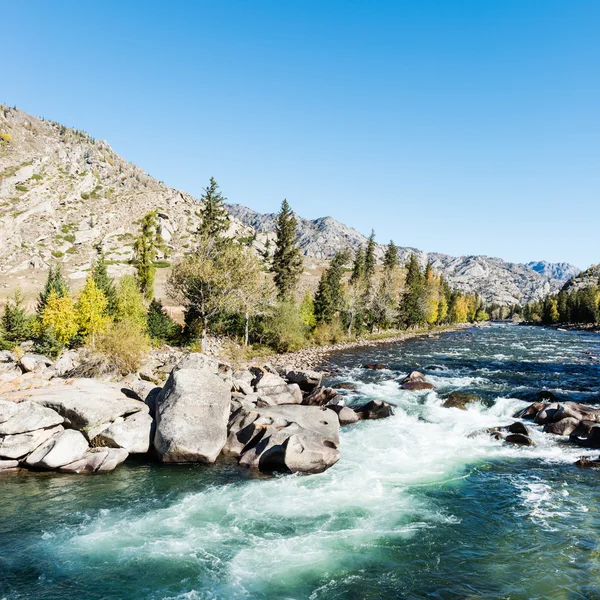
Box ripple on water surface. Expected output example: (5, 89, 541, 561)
(1, 324, 600, 600)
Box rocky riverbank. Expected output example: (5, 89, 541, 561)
(264, 323, 476, 371)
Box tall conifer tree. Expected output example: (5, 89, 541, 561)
(271, 199, 303, 301)
(37, 265, 69, 315)
(196, 177, 230, 239)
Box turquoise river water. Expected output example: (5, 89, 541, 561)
(1, 324, 600, 599)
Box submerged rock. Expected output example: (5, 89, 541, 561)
(363, 363, 390, 371)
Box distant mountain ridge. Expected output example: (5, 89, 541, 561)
(0, 104, 577, 306)
(227, 204, 577, 305)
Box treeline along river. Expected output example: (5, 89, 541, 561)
(1, 324, 600, 599)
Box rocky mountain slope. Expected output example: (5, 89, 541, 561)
(0, 105, 576, 305)
(561, 265, 600, 293)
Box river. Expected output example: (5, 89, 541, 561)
(1, 324, 600, 599)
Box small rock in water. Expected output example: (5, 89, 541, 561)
(363, 363, 390, 371)
(575, 456, 600, 469)
(505, 433, 534, 446)
(354, 400, 394, 420)
(442, 392, 479, 410)
(506, 421, 530, 436)
(400, 371, 435, 391)
(332, 382, 358, 392)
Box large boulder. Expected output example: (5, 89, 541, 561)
(400, 371, 435, 391)
(0, 424, 64, 460)
(236, 405, 340, 474)
(25, 429, 89, 469)
(93, 412, 154, 454)
(257, 382, 303, 406)
(153, 356, 231, 463)
(0, 400, 63, 435)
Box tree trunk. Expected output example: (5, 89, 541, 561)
(244, 310, 249, 346)
(202, 317, 208, 352)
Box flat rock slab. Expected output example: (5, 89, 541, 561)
(28, 378, 148, 440)
(0, 424, 64, 460)
(0, 400, 63, 435)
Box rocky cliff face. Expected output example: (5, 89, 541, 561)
(561, 265, 600, 293)
(0, 105, 575, 305)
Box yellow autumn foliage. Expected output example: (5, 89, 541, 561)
(40, 290, 78, 345)
(76, 276, 109, 341)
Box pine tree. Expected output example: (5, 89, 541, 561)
(133, 210, 165, 301)
(37, 265, 69, 315)
(91, 248, 117, 315)
(383, 241, 399, 271)
(271, 199, 303, 301)
(147, 298, 180, 344)
(76, 276, 109, 345)
(314, 250, 350, 324)
(196, 177, 230, 239)
(2, 287, 29, 343)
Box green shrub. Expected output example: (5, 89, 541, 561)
(15, 185, 27, 192)
(263, 302, 307, 353)
(312, 319, 346, 346)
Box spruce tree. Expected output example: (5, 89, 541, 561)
(364, 230, 377, 280)
(2, 287, 29, 344)
(271, 199, 303, 301)
(196, 177, 230, 239)
(398, 253, 425, 328)
(37, 265, 69, 315)
(349, 246, 365, 285)
(133, 210, 165, 301)
(383, 241, 399, 271)
(147, 298, 180, 343)
(314, 250, 350, 324)
(91, 248, 117, 315)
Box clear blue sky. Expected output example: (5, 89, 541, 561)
(3, 1, 599, 268)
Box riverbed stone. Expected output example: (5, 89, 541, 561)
(0, 459, 19, 471)
(505, 433, 534, 446)
(545, 417, 580, 436)
(302, 386, 339, 406)
(153, 358, 231, 463)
